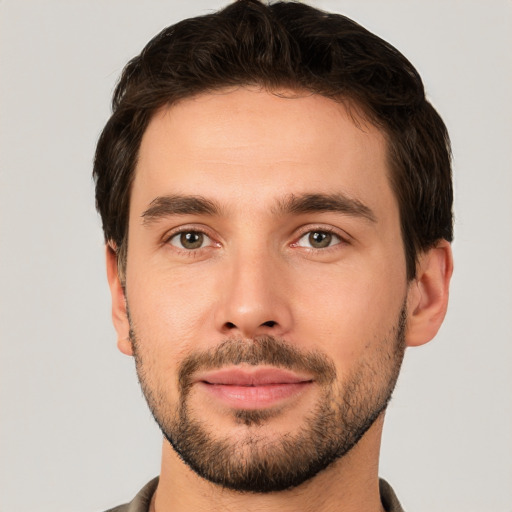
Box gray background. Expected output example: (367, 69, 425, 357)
(1, 1, 511, 510)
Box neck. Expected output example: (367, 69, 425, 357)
(152, 415, 386, 512)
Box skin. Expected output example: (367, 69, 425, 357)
(107, 87, 453, 512)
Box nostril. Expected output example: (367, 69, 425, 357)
(222, 320, 278, 332)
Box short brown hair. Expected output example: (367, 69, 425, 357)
(93, 0, 453, 280)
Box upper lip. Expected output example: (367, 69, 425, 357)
(195, 367, 314, 386)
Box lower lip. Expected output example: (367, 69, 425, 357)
(198, 382, 311, 409)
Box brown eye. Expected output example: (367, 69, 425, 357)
(295, 230, 341, 249)
(308, 231, 332, 248)
(169, 231, 208, 250)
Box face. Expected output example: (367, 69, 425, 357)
(120, 88, 410, 492)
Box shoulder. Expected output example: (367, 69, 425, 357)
(379, 478, 406, 512)
(103, 477, 159, 512)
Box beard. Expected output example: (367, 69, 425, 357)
(130, 306, 406, 493)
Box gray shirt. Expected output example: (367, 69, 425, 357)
(105, 477, 405, 512)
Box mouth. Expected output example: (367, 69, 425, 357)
(194, 367, 314, 409)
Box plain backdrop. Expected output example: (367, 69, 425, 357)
(1, 1, 511, 511)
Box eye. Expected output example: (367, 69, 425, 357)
(168, 231, 211, 250)
(295, 230, 342, 249)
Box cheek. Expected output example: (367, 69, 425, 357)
(126, 263, 219, 351)
(291, 261, 406, 364)
(127, 272, 213, 405)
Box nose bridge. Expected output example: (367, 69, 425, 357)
(215, 240, 291, 338)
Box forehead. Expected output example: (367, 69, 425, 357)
(132, 87, 394, 217)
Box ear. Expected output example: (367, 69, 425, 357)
(106, 244, 133, 356)
(405, 240, 453, 347)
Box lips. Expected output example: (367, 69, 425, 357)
(194, 367, 313, 409)
(197, 367, 313, 386)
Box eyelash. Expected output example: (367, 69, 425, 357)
(291, 226, 349, 251)
(163, 225, 349, 255)
(163, 226, 218, 255)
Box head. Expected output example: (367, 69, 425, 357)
(94, 0, 453, 494)
(94, 0, 452, 282)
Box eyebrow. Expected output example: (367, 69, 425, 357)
(274, 193, 377, 223)
(141, 195, 221, 225)
(141, 192, 377, 225)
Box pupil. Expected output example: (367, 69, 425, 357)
(309, 231, 331, 248)
(181, 232, 203, 249)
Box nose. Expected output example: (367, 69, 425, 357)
(214, 249, 293, 339)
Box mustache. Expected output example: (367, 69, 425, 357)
(178, 335, 337, 393)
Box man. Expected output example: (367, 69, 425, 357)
(93, 1, 453, 510)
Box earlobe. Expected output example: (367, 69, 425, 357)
(405, 240, 453, 347)
(106, 244, 133, 356)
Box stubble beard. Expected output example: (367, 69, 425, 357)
(130, 306, 407, 493)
